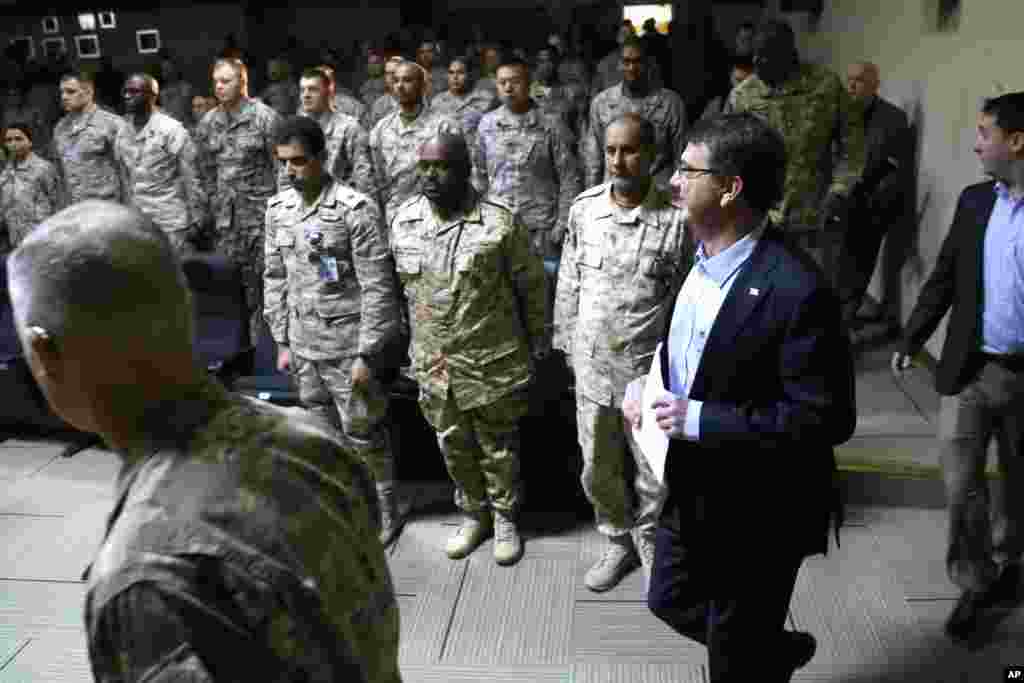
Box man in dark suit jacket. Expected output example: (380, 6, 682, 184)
(893, 92, 1024, 646)
(838, 62, 914, 333)
(623, 113, 856, 682)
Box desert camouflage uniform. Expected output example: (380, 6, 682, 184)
(52, 105, 128, 206)
(261, 80, 300, 118)
(82, 375, 401, 682)
(724, 63, 866, 235)
(586, 84, 687, 191)
(470, 103, 581, 260)
(264, 177, 400, 488)
(369, 94, 397, 128)
(390, 192, 547, 516)
(115, 110, 208, 251)
(194, 97, 281, 341)
(370, 106, 462, 225)
(297, 110, 377, 200)
(360, 77, 387, 108)
(554, 182, 691, 542)
(0, 152, 59, 248)
(431, 89, 497, 136)
(159, 80, 195, 127)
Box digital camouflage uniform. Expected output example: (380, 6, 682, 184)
(554, 182, 691, 542)
(369, 94, 398, 129)
(2, 98, 52, 162)
(159, 80, 195, 127)
(470, 103, 581, 260)
(360, 77, 387, 109)
(529, 82, 584, 144)
(260, 80, 300, 118)
(370, 106, 462, 225)
(52, 105, 128, 206)
(334, 91, 371, 131)
(0, 152, 59, 249)
(724, 63, 866, 242)
(194, 97, 281, 341)
(264, 177, 401, 491)
(586, 84, 687, 191)
(115, 110, 208, 252)
(425, 66, 449, 100)
(431, 89, 498, 136)
(298, 110, 378, 201)
(82, 376, 401, 682)
(390, 192, 548, 517)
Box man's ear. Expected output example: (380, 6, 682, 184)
(23, 325, 61, 381)
(721, 175, 745, 208)
(1008, 130, 1024, 157)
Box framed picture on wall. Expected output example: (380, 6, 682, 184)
(98, 11, 116, 29)
(136, 29, 161, 55)
(75, 34, 101, 60)
(42, 16, 60, 34)
(9, 37, 35, 62)
(41, 37, 66, 60)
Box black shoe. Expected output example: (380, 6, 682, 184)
(986, 562, 1023, 606)
(781, 631, 816, 680)
(945, 591, 987, 645)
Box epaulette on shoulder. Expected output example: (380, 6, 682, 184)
(332, 182, 367, 210)
(267, 188, 294, 207)
(572, 183, 606, 204)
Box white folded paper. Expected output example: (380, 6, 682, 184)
(632, 342, 670, 484)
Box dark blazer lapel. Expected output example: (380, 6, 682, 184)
(689, 230, 782, 397)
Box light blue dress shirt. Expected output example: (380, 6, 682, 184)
(981, 183, 1024, 355)
(667, 225, 764, 440)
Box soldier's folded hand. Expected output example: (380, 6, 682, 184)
(351, 356, 373, 390)
(622, 376, 645, 431)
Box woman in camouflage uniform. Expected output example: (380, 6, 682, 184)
(0, 122, 59, 249)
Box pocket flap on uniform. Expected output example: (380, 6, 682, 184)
(275, 229, 296, 247)
(580, 242, 603, 269)
(393, 246, 422, 274)
(313, 293, 360, 320)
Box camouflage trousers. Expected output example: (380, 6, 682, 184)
(576, 395, 667, 540)
(216, 222, 265, 344)
(419, 388, 529, 517)
(292, 354, 395, 486)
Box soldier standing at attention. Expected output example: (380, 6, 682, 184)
(0, 122, 59, 249)
(116, 73, 208, 253)
(390, 133, 548, 565)
(586, 37, 686, 192)
(259, 56, 300, 118)
(297, 67, 377, 202)
(194, 57, 281, 342)
(52, 71, 128, 206)
(431, 56, 497, 137)
(7, 201, 401, 682)
(555, 113, 691, 591)
(264, 116, 405, 546)
(370, 61, 461, 226)
(370, 57, 404, 129)
(360, 51, 388, 108)
(157, 54, 195, 127)
(471, 56, 580, 265)
(724, 18, 866, 271)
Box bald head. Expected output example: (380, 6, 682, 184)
(417, 132, 471, 208)
(419, 132, 470, 167)
(7, 201, 192, 351)
(847, 61, 880, 102)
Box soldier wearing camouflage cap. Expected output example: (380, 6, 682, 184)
(390, 133, 548, 566)
(8, 201, 401, 682)
(555, 113, 692, 592)
(265, 115, 405, 547)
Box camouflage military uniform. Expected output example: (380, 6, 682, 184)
(261, 80, 300, 118)
(370, 106, 462, 224)
(554, 182, 691, 541)
(298, 110, 378, 200)
(2, 99, 52, 162)
(724, 63, 866, 235)
(586, 84, 687, 191)
(558, 58, 590, 92)
(159, 80, 195, 127)
(591, 50, 621, 95)
(360, 77, 387, 108)
(529, 83, 584, 143)
(431, 89, 497, 136)
(0, 152, 59, 248)
(334, 91, 371, 131)
(390, 192, 547, 516)
(470, 103, 581, 260)
(82, 375, 401, 682)
(425, 66, 449, 100)
(194, 98, 281, 341)
(52, 104, 128, 205)
(115, 110, 208, 252)
(264, 177, 400, 488)
(369, 94, 397, 128)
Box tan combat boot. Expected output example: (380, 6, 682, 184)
(493, 510, 523, 566)
(445, 510, 493, 559)
(584, 533, 639, 592)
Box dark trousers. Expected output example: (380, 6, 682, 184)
(647, 491, 805, 682)
(837, 207, 896, 324)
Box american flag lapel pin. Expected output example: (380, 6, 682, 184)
(749, 287, 760, 296)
